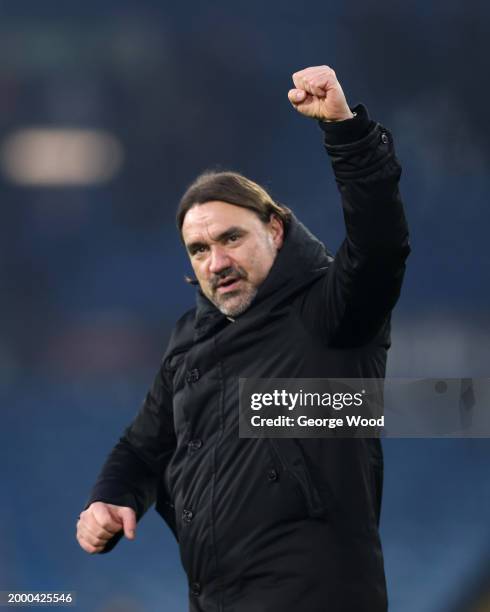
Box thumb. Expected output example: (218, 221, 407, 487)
(116, 507, 137, 540)
(288, 88, 306, 104)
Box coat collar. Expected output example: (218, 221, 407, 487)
(193, 213, 332, 338)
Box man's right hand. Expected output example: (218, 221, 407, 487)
(76, 502, 136, 554)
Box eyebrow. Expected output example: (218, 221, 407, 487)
(186, 226, 246, 253)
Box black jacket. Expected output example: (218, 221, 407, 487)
(85, 104, 410, 612)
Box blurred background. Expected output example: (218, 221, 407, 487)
(0, 1, 489, 610)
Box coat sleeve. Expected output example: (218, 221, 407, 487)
(82, 359, 176, 553)
(301, 103, 411, 348)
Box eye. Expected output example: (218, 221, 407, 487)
(228, 233, 240, 243)
(190, 245, 208, 257)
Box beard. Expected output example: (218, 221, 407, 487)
(209, 265, 257, 317)
(214, 284, 258, 317)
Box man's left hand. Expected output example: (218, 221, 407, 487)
(288, 65, 354, 122)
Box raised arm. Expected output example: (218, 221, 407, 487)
(289, 65, 410, 347)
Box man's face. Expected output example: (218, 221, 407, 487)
(182, 200, 284, 317)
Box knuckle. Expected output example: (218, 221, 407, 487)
(91, 502, 107, 515)
(84, 533, 101, 549)
(99, 519, 112, 531)
(97, 528, 112, 540)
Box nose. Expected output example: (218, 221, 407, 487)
(208, 245, 232, 274)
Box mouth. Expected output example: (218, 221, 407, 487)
(215, 277, 243, 294)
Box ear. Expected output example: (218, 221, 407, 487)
(269, 214, 284, 249)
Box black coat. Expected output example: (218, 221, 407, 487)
(86, 104, 410, 612)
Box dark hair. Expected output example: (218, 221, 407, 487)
(176, 170, 292, 237)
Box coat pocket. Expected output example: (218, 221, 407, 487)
(267, 438, 328, 518)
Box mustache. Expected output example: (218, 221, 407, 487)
(210, 266, 247, 291)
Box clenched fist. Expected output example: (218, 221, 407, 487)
(76, 501, 136, 554)
(288, 65, 354, 122)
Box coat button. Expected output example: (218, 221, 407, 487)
(381, 132, 388, 144)
(182, 508, 194, 523)
(267, 469, 278, 481)
(186, 368, 200, 383)
(190, 582, 201, 596)
(188, 439, 203, 452)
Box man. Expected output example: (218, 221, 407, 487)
(77, 65, 410, 611)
